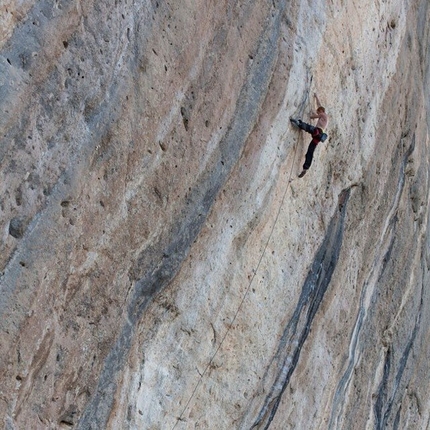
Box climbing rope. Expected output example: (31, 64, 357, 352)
(172, 78, 312, 429)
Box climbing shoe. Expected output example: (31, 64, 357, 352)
(290, 118, 301, 127)
(298, 169, 307, 178)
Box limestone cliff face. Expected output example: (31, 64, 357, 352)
(1, 0, 429, 429)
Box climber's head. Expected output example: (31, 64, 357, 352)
(317, 106, 325, 113)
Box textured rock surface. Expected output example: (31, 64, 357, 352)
(1, 0, 429, 429)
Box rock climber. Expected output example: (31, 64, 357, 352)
(290, 93, 328, 178)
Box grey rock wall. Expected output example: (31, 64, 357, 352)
(1, 0, 429, 429)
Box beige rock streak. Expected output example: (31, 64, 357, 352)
(0, 0, 429, 429)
